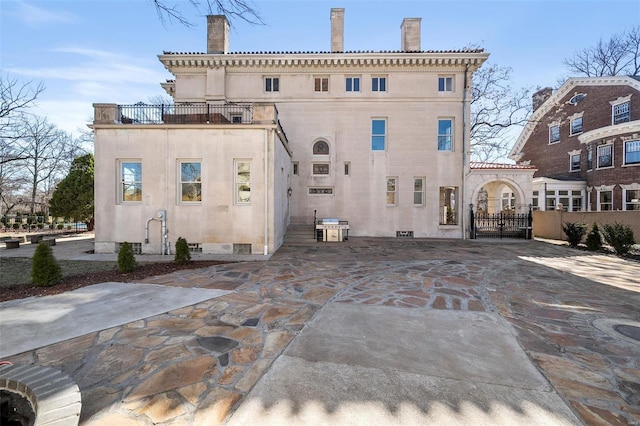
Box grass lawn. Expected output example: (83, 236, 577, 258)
(0, 257, 118, 287)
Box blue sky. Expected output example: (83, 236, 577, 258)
(1, 0, 639, 136)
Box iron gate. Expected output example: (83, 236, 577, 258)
(470, 206, 532, 239)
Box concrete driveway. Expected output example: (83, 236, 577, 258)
(1, 237, 638, 425)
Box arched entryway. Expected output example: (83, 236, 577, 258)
(466, 163, 537, 239)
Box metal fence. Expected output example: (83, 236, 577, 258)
(117, 103, 254, 125)
(470, 207, 533, 239)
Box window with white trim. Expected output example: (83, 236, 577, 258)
(292, 162, 298, 175)
(624, 189, 640, 211)
(612, 101, 630, 125)
(624, 140, 640, 165)
(235, 160, 251, 204)
(549, 124, 560, 144)
(120, 161, 142, 202)
(386, 178, 397, 205)
(346, 76, 360, 92)
(570, 153, 581, 171)
(570, 116, 583, 135)
(598, 190, 612, 211)
(179, 161, 202, 202)
(372, 76, 387, 92)
(597, 144, 613, 168)
(587, 146, 593, 170)
(438, 76, 453, 92)
(344, 162, 350, 176)
(413, 178, 424, 205)
(264, 77, 279, 92)
(314, 76, 329, 92)
(438, 119, 453, 151)
(571, 191, 583, 212)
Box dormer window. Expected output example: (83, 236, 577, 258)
(568, 93, 586, 105)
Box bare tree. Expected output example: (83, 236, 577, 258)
(470, 64, 532, 162)
(151, 0, 263, 26)
(563, 26, 640, 77)
(13, 115, 83, 213)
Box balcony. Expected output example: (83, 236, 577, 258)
(93, 102, 256, 125)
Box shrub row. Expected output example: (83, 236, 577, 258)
(562, 221, 636, 255)
(32, 236, 194, 287)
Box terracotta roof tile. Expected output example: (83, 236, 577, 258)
(470, 162, 537, 170)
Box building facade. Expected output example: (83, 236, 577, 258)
(92, 10, 489, 254)
(510, 76, 640, 212)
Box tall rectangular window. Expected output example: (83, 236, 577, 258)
(587, 146, 593, 170)
(438, 119, 453, 151)
(624, 140, 640, 165)
(438, 76, 453, 92)
(265, 77, 279, 92)
(372, 119, 386, 151)
(570, 154, 581, 171)
(413, 178, 424, 205)
(235, 161, 251, 204)
(386, 178, 397, 205)
(571, 191, 582, 211)
(372, 76, 387, 92)
(625, 189, 640, 210)
(597, 144, 613, 168)
(346, 77, 360, 92)
(613, 101, 630, 124)
(121, 161, 142, 202)
(598, 190, 612, 211)
(439, 187, 457, 225)
(549, 125, 560, 143)
(179, 161, 202, 202)
(570, 117, 583, 135)
(292, 162, 299, 175)
(314, 77, 329, 92)
(344, 162, 350, 176)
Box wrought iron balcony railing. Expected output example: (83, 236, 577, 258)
(117, 103, 254, 125)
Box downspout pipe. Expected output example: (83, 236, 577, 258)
(264, 129, 269, 256)
(462, 63, 470, 239)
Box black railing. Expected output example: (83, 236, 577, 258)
(470, 204, 533, 240)
(117, 103, 253, 125)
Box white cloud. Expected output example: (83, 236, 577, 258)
(8, 47, 170, 136)
(11, 1, 75, 26)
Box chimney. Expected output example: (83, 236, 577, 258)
(401, 18, 421, 52)
(331, 8, 345, 53)
(207, 15, 229, 54)
(532, 87, 553, 111)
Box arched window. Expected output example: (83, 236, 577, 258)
(313, 140, 329, 155)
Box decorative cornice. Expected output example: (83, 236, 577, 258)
(578, 120, 640, 144)
(509, 76, 640, 161)
(158, 52, 489, 73)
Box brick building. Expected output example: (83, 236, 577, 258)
(509, 76, 640, 211)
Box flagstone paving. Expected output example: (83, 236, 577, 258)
(3, 238, 639, 425)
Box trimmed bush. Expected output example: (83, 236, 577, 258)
(601, 222, 636, 256)
(118, 241, 137, 273)
(12, 223, 20, 230)
(32, 242, 62, 286)
(585, 223, 603, 252)
(174, 237, 191, 264)
(562, 222, 586, 248)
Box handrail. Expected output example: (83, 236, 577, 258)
(117, 103, 254, 125)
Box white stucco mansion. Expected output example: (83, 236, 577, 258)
(92, 9, 533, 255)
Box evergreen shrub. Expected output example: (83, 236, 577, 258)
(118, 241, 137, 272)
(175, 237, 191, 264)
(31, 242, 62, 286)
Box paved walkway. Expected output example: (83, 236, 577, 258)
(1, 237, 639, 424)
